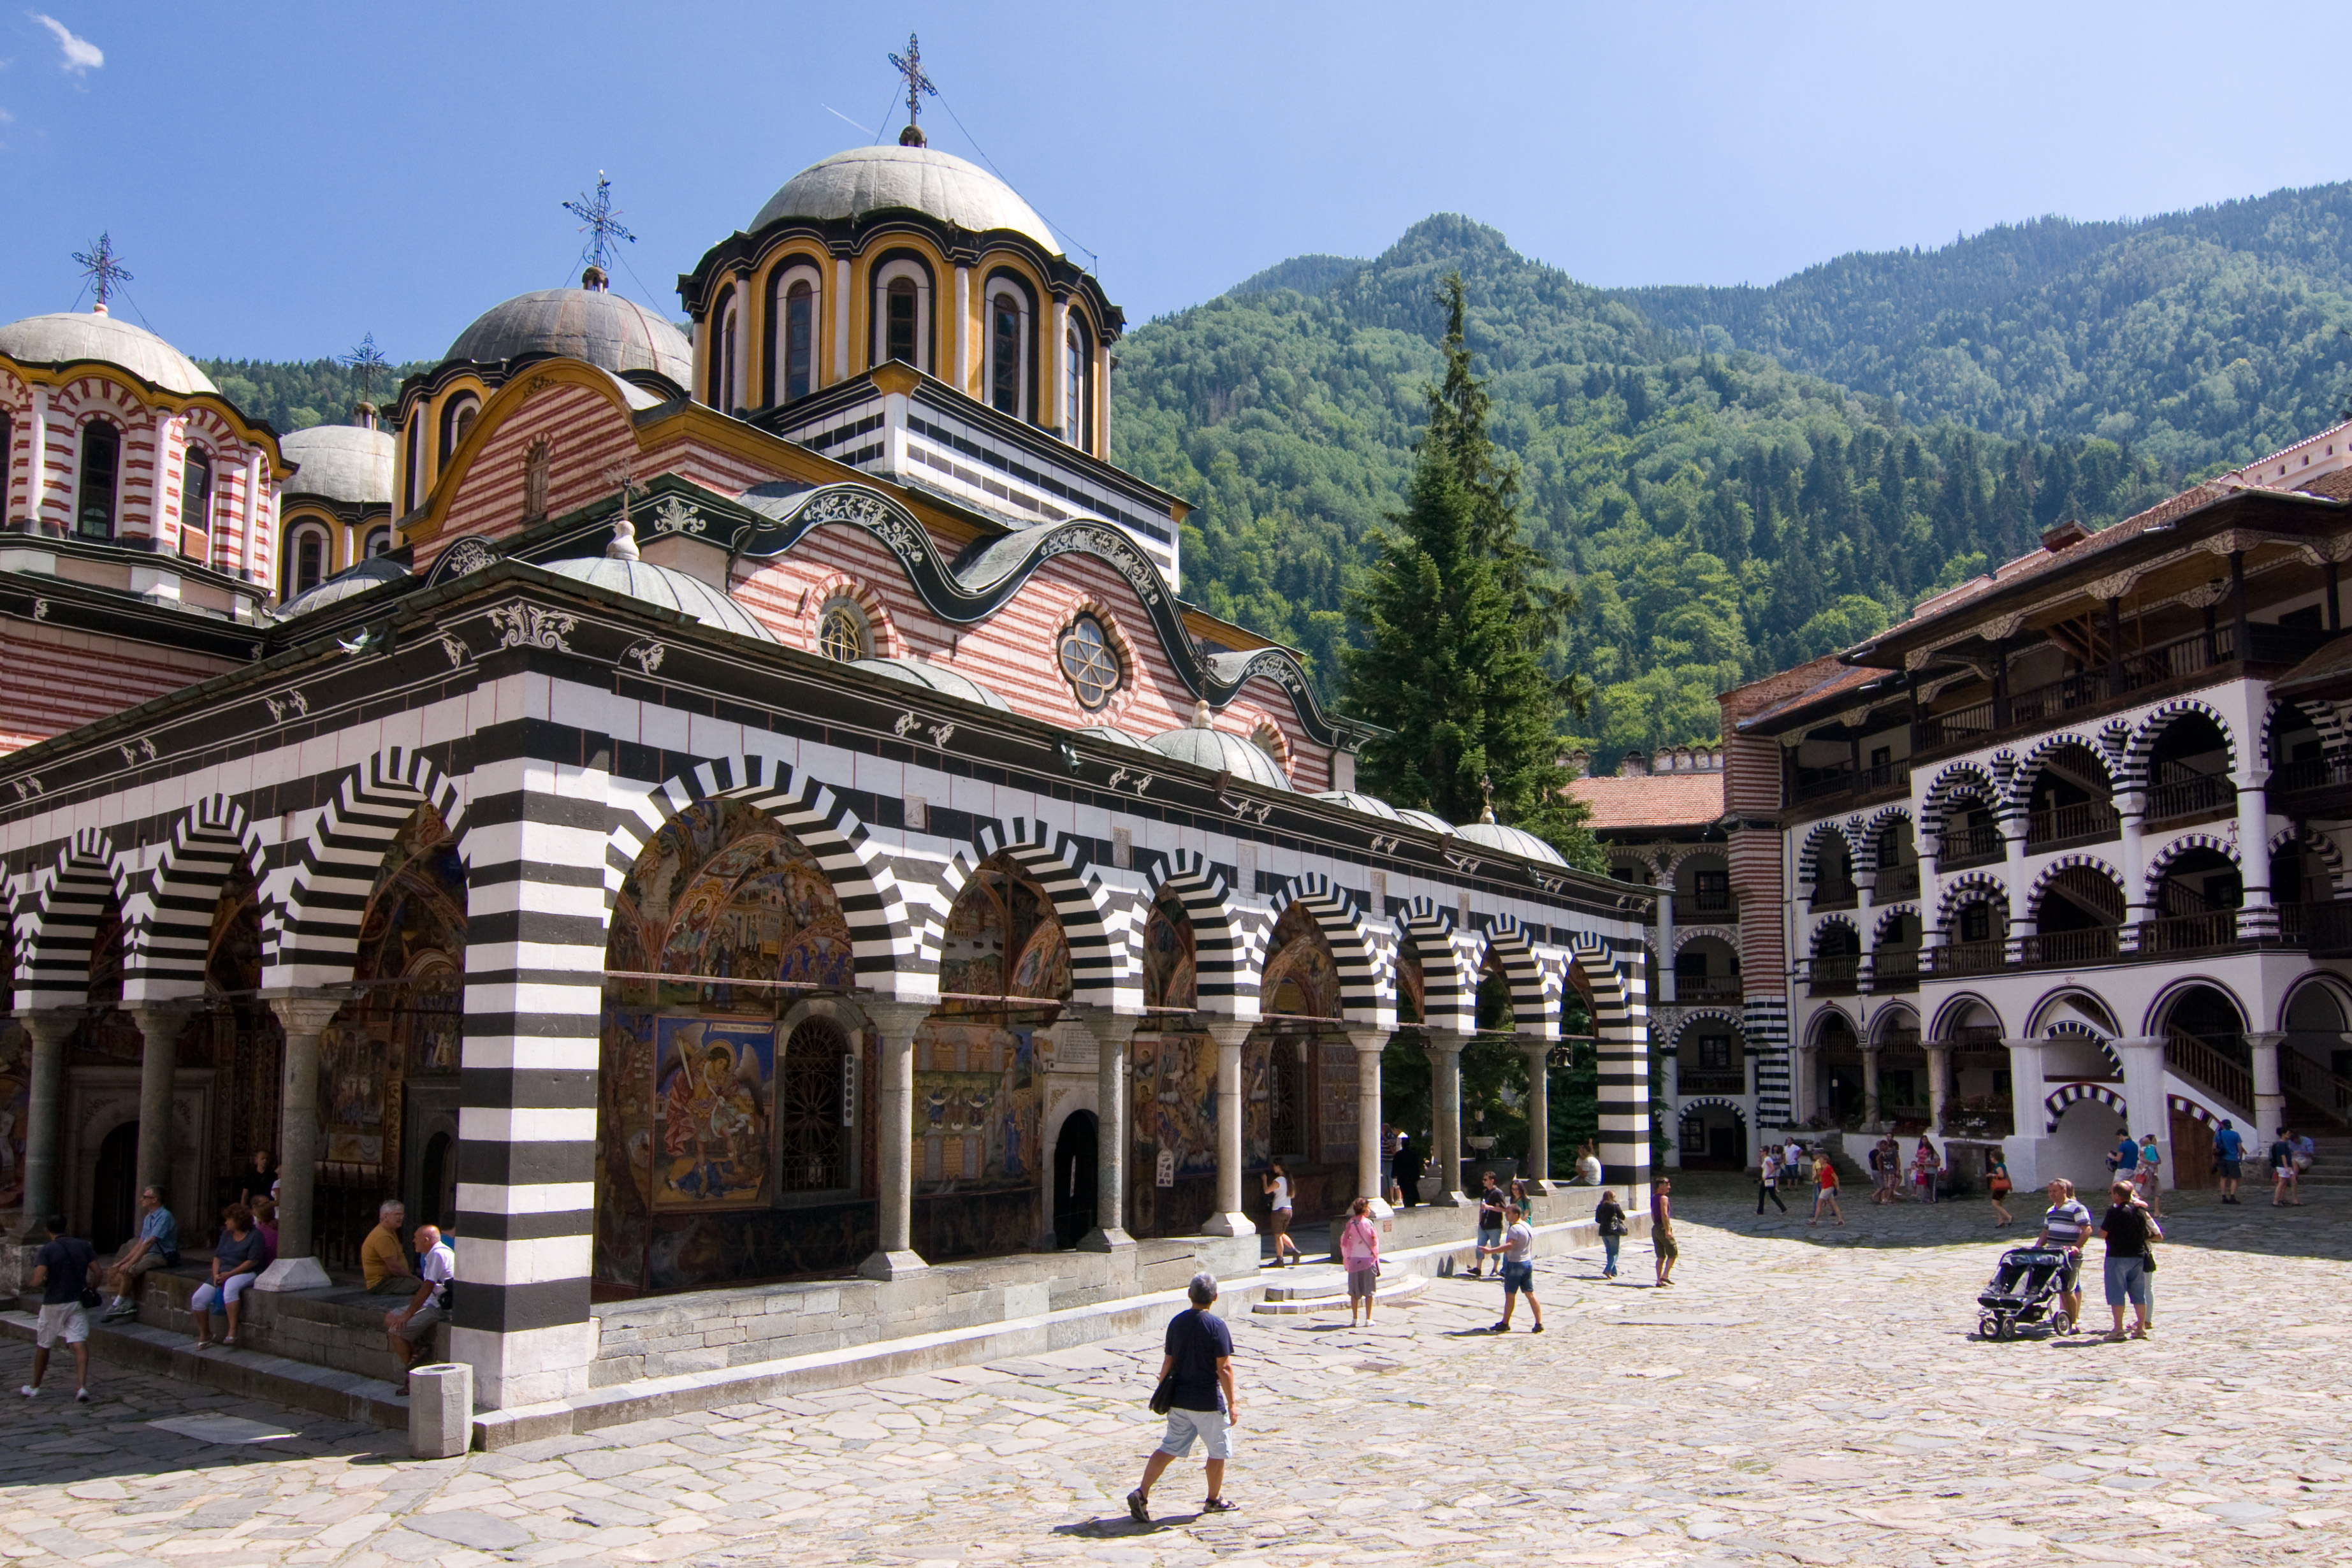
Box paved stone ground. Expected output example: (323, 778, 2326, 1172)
(1, 1173, 2348, 1566)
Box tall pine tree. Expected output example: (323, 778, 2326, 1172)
(1344, 275, 1599, 869)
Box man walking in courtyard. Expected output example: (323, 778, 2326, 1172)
(1391, 1131, 1425, 1208)
(1757, 1146, 1786, 1214)
(21, 1214, 96, 1402)
(2035, 1178, 2094, 1332)
(1130, 1272, 1238, 1522)
(2271, 1128, 2302, 1206)
(1480, 1201, 1544, 1332)
(1652, 1177, 1678, 1286)
(1471, 1172, 1507, 1278)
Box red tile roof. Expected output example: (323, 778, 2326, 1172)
(1569, 771, 1726, 831)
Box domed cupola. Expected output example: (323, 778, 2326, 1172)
(280, 421, 395, 507)
(443, 270, 693, 389)
(750, 145, 1060, 253)
(1147, 702, 1293, 792)
(0, 305, 217, 396)
(1451, 806, 1567, 866)
(536, 509, 775, 642)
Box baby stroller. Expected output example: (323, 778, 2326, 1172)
(1976, 1246, 2074, 1340)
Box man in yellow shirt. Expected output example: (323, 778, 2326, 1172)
(361, 1200, 416, 1294)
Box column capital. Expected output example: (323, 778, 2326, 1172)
(2244, 1030, 2288, 1049)
(1203, 1018, 1255, 1050)
(15, 1008, 80, 1047)
(127, 998, 199, 1030)
(1344, 1026, 1390, 1056)
(264, 989, 352, 1037)
(858, 998, 937, 1041)
(1420, 1028, 1468, 1057)
(1066, 1003, 1147, 1045)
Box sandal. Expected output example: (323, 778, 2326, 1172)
(1201, 1497, 1237, 1513)
(1126, 1490, 1150, 1523)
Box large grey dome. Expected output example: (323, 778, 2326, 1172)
(1147, 723, 1292, 792)
(446, 287, 693, 386)
(849, 655, 1012, 711)
(280, 423, 394, 505)
(0, 309, 216, 396)
(541, 556, 775, 641)
(1453, 820, 1567, 867)
(1314, 790, 1402, 821)
(751, 146, 1058, 252)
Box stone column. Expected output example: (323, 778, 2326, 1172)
(1200, 1020, 1258, 1238)
(1421, 1029, 1470, 1205)
(1655, 865, 1676, 1004)
(732, 266, 755, 412)
(1346, 1029, 1393, 1217)
(2113, 1035, 2172, 1183)
(860, 999, 936, 1279)
(2117, 791, 2149, 952)
(2003, 1036, 2049, 1190)
(2250, 1030, 2286, 1146)
(1520, 1038, 1555, 1193)
(256, 992, 350, 1292)
(1862, 1042, 1884, 1132)
(1788, 1043, 1814, 1128)
(14, 1012, 77, 1240)
(1926, 1042, 1952, 1135)
(833, 258, 853, 382)
(2236, 769, 2276, 939)
(952, 265, 972, 393)
(127, 1002, 194, 1211)
(240, 451, 261, 581)
(1050, 296, 1071, 436)
(1077, 1006, 1142, 1252)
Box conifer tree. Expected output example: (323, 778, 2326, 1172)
(1344, 275, 1599, 868)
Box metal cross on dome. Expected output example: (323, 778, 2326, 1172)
(342, 332, 391, 401)
(562, 171, 636, 274)
(73, 232, 133, 309)
(888, 33, 936, 137)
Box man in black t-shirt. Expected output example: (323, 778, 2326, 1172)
(22, 1214, 97, 1402)
(1128, 1272, 1238, 1523)
(1392, 1136, 1425, 1209)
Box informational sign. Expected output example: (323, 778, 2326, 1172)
(1156, 1148, 1177, 1188)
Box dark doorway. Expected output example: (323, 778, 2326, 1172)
(1708, 1124, 1744, 1167)
(1052, 1111, 1098, 1249)
(419, 1131, 456, 1231)
(92, 1121, 139, 1252)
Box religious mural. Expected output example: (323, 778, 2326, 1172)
(1141, 889, 1196, 1013)
(654, 1017, 774, 1208)
(595, 799, 867, 1293)
(326, 803, 468, 1176)
(1260, 903, 1339, 1020)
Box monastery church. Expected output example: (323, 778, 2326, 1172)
(0, 116, 1653, 1431)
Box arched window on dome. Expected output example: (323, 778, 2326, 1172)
(179, 447, 212, 562)
(363, 526, 392, 559)
(984, 273, 1035, 421)
(1064, 321, 1091, 451)
(713, 291, 741, 412)
(439, 394, 481, 465)
(871, 256, 932, 374)
(282, 521, 330, 600)
(75, 419, 120, 541)
(767, 264, 822, 406)
(815, 597, 871, 662)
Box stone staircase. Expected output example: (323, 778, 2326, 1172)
(2283, 1132, 2352, 1190)
(1251, 1267, 1430, 1315)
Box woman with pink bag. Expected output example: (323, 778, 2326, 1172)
(1338, 1196, 1382, 1326)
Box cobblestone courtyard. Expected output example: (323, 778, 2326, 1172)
(1, 1175, 2346, 1567)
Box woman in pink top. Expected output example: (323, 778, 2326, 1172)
(1339, 1196, 1381, 1326)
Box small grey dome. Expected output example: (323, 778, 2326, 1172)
(1147, 724, 1292, 791)
(752, 146, 1058, 252)
(1078, 724, 1156, 752)
(446, 288, 693, 386)
(1453, 821, 1567, 867)
(1396, 809, 1455, 834)
(0, 309, 216, 396)
(849, 655, 1012, 711)
(1314, 790, 1402, 821)
(540, 556, 776, 641)
(277, 555, 409, 619)
(280, 422, 395, 505)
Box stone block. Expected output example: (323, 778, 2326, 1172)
(409, 1362, 473, 1459)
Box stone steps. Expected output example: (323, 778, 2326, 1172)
(0, 1309, 409, 1428)
(1251, 1269, 1430, 1314)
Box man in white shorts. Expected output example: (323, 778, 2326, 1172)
(22, 1214, 97, 1402)
(1129, 1272, 1239, 1522)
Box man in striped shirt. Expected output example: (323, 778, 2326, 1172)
(2033, 1177, 2094, 1332)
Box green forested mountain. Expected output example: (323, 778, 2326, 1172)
(196, 358, 434, 437)
(1111, 215, 2180, 763)
(1621, 182, 2352, 470)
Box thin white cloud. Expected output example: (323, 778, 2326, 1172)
(31, 14, 99, 74)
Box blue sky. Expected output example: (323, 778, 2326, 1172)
(1, 2, 2343, 363)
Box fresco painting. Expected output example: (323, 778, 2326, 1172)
(1261, 903, 1339, 1020)
(912, 1019, 1039, 1193)
(1142, 892, 1196, 1011)
(654, 1017, 775, 1210)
